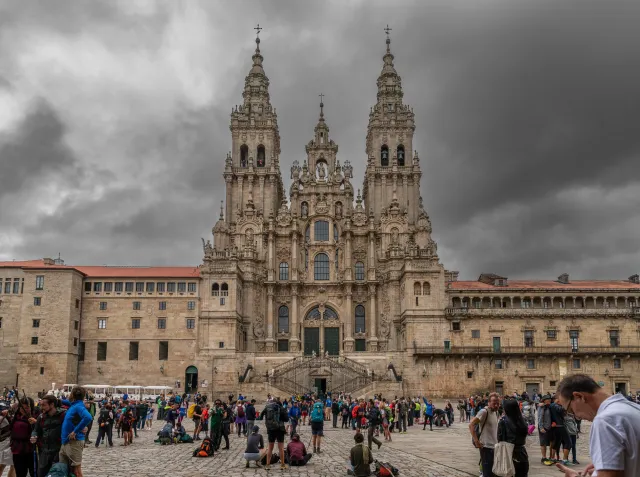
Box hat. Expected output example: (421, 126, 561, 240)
(542, 394, 552, 401)
(252, 425, 260, 433)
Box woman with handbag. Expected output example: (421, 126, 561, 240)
(495, 399, 529, 477)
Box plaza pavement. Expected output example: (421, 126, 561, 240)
(0, 411, 592, 477)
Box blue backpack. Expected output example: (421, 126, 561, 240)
(45, 463, 69, 477)
(310, 403, 324, 423)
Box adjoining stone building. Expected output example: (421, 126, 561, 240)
(2, 34, 640, 398)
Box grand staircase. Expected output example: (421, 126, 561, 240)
(267, 355, 373, 396)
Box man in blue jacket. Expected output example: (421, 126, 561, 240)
(422, 397, 434, 431)
(59, 386, 93, 477)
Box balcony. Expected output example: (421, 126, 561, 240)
(444, 306, 638, 319)
(413, 345, 640, 357)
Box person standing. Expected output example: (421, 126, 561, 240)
(555, 374, 640, 477)
(260, 398, 288, 470)
(564, 412, 579, 465)
(331, 399, 340, 428)
(0, 406, 15, 477)
(288, 401, 300, 438)
(469, 392, 500, 477)
(209, 400, 224, 451)
(95, 403, 114, 447)
(310, 400, 325, 454)
(497, 399, 529, 477)
(366, 401, 382, 450)
(10, 398, 36, 477)
(537, 394, 553, 465)
(83, 398, 96, 445)
(245, 399, 257, 435)
(422, 398, 434, 431)
(59, 386, 93, 477)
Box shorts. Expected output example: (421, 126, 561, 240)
(552, 427, 571, 451)
(193, 417, 201, 428)
(311, 422, 324, 436)
(267, 430, 285, 443)
(244, 452, 261, 461)
(202, 419, 209, 431)
(538, 429, 551, 446)
(59, 440, 84, 467)
(301, 411, 308, 417)
(0, 439, 13, 466)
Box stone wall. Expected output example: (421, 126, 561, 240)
(0, 269, 25, 389)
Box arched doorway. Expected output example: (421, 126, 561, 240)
(185, 366, 198, 393)
(303, 306, 340, 356)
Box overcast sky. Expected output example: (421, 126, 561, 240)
(1, 0, 639, 280)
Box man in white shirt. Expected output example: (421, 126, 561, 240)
(469, 393, 500, 477)
(555, 374, 640, 477)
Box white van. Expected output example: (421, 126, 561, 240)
(83, 384, 112, 400)
(142, 386, 173, 401)
(112, 385, 142, 401)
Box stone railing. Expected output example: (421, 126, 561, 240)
(444, 307, 638, 318)
(413, 345, 640, 356)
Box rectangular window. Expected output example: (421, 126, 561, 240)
(157, 282, 165, 293)
(186, 318, 195, 329)
(4, 281, 11, 294)
(277, 340, 289, 352)
(524, 330, 534, 348)
(35, 275, 44, 290)
(572, 358, 581, 369)
(177, 282, 186, 293)
(471, 330, 480, 338)
(521, 299, 531, 308)
(84, 282, 92, 292)
(157, 318, 166, 329)
(129, 341, 139, 360)
(40, 367, 44, 375)
(97, 342, 107, 361)
(444, 340, 451, 351)
(133, 301, 141, 311)
(125, 282, 134, 292)
(0, 317, 2, 328)
(93, 282, 102, 292)
(104, 282, 113, 292)
(546, 329, 557, 340)
(570, 330, 579, 351)
(467, 371, 474, 379)
(495, 359, 503, 369)
(314, 220, 329, 241)
(98, 319, 107, 329)
(114, 282, 123, 292)
(220, 297, 225, 305)
(73, 337, 77, 347)
(609, 330, 620, 347)
(75, 299, 80, 308)
(187, 301, 195, 311)
(613, 358, 621, 369)
(452, 322, 461, 331)
(146, 282, 154, 293)
(159, 341, 168, 360)
(279, 263, 289, 280)
(74, 320, 79, 330)
(188, 283, 196, 293)
(99, 301, 107, 311)
(159, 301, 167, 311)
(31, 336, 39, 345)
(550, 380, 557, 387)
(526, 359, 535, 369)
(33, 297, 41, 306)
(355, 339, 366, 352)
(167, 282, 176, 292)
(78, 342, 85, 361)
(132, 318, 141, 329)
(218, 341, 224, 349)
(32, 319, 40, 328)
(135, 282, 144, 293)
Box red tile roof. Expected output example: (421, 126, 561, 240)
(449, 280, 640, 291)
(0, 260, 200, 278)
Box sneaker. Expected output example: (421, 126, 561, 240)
(317, 448, 322, 454)
(265, 464, 271, 471)
(280, 464, 288, 470)
(573, 460, 580, 465)
(542, 459, 554, 466)
(246, 461, 250, 468)
(561, 460, 572, 466)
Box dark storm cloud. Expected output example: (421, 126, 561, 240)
(1, 0, 639, 279)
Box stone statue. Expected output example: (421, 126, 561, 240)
(317, 162, 326, 180)
(301, 202, 308, 218)
(246, 228, 254, 245)
(335, 202, 342, 219)
(391, 228, 399, 244)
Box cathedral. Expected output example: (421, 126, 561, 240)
(1, 30, 639, 399)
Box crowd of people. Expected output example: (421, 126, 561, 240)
(1, 375, 639, 477)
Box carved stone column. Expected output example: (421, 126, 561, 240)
(225, 175, 233, 224)
(265, 284, 275, 352)
(259, 176, 265, 211)
(291, 230, 298, 281)
(344, 284, 354, 352)
(290, 284, 300, 353)
(237, 176, 244, 211)
(367, 284, 378, 351)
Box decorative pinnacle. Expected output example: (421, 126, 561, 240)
(219, 200, 224, 220)
(254, 23, 262, 51)
(319, 93, 325, 118)
(384, 24, 392, 51)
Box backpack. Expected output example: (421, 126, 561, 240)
(375, 461, 399, 477)
(368, 407, 381, 425)
(352, 406, 359, 419)
(265, 403, 282, 431)
(45, 462, 69, 477)
(192, 437, 214, 457)
(311, 403, 324, 423)
(175, 395, 182, 404)
(187, 403, 196, 419)
(179, 433, 193, 443)
(237, 405, 245, 418)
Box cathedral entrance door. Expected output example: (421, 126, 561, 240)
(185, 366, 198, 393)
(314, 378, 327, 395)
(304, 328, 320, 356)
(324, 327, 340, 356)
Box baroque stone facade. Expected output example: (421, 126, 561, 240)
(1, 33, 640, 398)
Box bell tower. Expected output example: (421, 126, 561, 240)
(363, 26, 422, 224)
(223, 25, 285, 225)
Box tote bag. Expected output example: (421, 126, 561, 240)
(492, 441, 515, 477)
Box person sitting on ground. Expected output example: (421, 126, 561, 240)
(349, 432, 374, 476)
(243, 425, 264, 468)
(287, 433, 312, 466)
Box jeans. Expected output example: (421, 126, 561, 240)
(423, 415, 433, 430)
(138, 417, 146, 430)
(12, 452, 34, 477)
(211, 424, 222, 450)
(246, 420, 255, 434)
(367, 425, 382, 450)
(96, 425, 113, 446)
(399, 414, 407, 432)
(290, 418, 298, 437)
(289, 454, 312, 466)
(37, 450, 59, 477)
(570, 434, 577, 462)
(480, 447, 495, 477)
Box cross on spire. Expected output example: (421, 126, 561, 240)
(254, 23, 263, 38)
(318, 93, 325, 118)
(384, 24, 392, 39)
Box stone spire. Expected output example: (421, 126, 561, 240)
(241, 24, 272, 108)
(314, 93, 329, 140)
(376, 25, 403, 106)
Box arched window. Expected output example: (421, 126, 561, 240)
(414, 282, 421, 295)
(240, 144, 248, 167)
(397, 145, 405, 166)
(279, 262, 289, 281)
(333, 223, 339, 242)
(256, 145, 265, 167)
(305, 306, 338, 320)
(355, 262, 365, 281)
(314, 220, 329, 241)
(212, 283, 220, 296)
(423, 282, 431, 295)
(381, 145, 389, 167)
(314, 253, 330, 280)
(221, 283, 229, 297)
(278, 306, 289, 333)
(355, 305, 366, 333)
